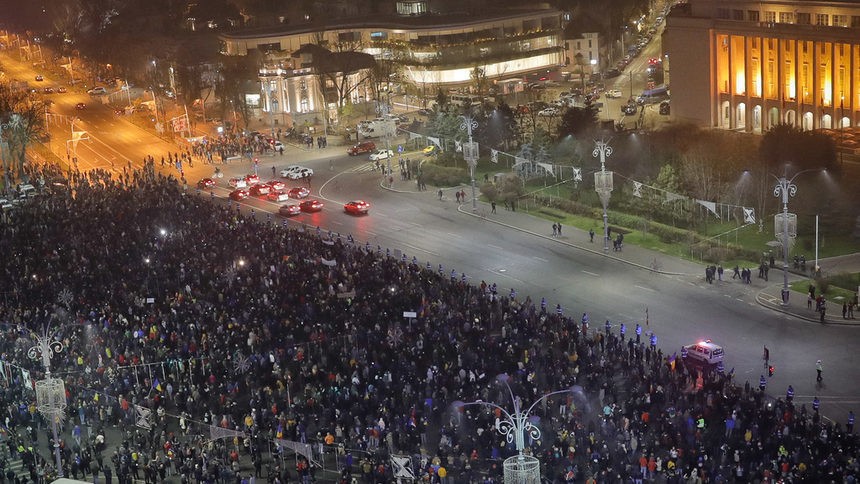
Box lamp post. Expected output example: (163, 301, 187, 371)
(593, 139, 614, 252)
(453, 374, 572, 481)
(26, 325, 67, 478)
(772, 168, 820, 305)
(459, 114, 479, 211)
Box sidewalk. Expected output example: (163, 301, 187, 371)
(383, 176, 860, 326)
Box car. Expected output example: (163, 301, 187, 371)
(272, 140, 284, 152)
(288, 187, 310, 199)
(605, 89, 623, 99)
(229, 189, 249, 201)
(417, 108, 432, 116)
(87, 87, 107, 95)
(287, 168, 313, 180)
(538, 107, 559, 117)
(243, 174, 260, 185)
(369, 149, 394, 161)
(196, 178, 215, 190)
(228, 177, 247, 188)
(34, 75, 44, 82)
(114, 108, 125, 116)
(265, 180, 286, 191)
(347, 141, 376, 156)
(605, 68, 621, 79)
(43, 87, 54, 94)
(344, 200, 370, 215)
(280, 165, 303, 178)
(268, 191, 291, 202)
(75, 102, 86, 110)
(299, 199, 323, 212)
(278, 203, 301, 216)
(682, 340, 724, 365)
(622, 103, 638, 115)
(56, 86, 67, 93)
(249, 184, 271, 197)
(422, 145, 439, 156)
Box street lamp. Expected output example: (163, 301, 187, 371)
(453, 374, 573, 482)
(593, 139, 614, 252)
(26, 325, 67, 478)
(459, 114, 479, 211)
(772, 167, 821, 305)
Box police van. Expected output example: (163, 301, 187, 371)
(682, 340, 724, 365)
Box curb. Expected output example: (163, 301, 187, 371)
(754, 286, 860, 327)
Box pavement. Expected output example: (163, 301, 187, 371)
(382, 174, 860, 327)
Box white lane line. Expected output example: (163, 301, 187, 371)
(582, 270, 599, 277)
(487, 244, 503, 250)
(533, 256, 549, 262)
(634, 285, 655, 292)
(330, 221, 343, 226)
(365, 230, 378, 237)
(446, 232, 462, 238)
(403, 243, 439, 256)
(489, 270, 525, 284)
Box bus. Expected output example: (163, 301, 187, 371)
(636, 85, 669, 104)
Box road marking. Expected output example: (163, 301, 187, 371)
(365, 230, 378, 237)
(330, 221, 343, 226)
(582, 270, 600, 277)
(634, 284, 654, 292)
(489, 269, 524, 284)
(446, 232, 462, 238)
(532, 256, 549, 262)
(487, 244, 503, 250)
(403, 243, 438, 256)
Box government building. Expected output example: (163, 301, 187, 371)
(664, 0, 860, 133)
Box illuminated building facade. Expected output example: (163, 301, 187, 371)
(219, 4, 564, 118)
(664, 0, 860, 133)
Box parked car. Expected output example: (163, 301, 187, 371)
(268, 191, 291, 202)
(87, 86, 107, 95)
(605, 89, 623, 99)
(344, 200, 370, 215)
(228, 177, 247, 189)
(538, 107, 559, 117)
(369, 149, 394, 161)
(347, 141, 376, 156)
(280, 165, 303, 178)
(422, 145, 439, 156)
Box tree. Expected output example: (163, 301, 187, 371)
(470, 67, 490, 98)
(0, 82, 47, 178)
(557, 102, 599, 139)
(214, 54, 254, 128)
(759, 123, 837, 173)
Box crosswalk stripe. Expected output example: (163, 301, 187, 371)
(348, 162, 379, 173)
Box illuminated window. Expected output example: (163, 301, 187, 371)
(833, 15, 847, 27)
(816, 14, 828, 26)
(765, 11, 776, 23)
(779, 12, 793, 23)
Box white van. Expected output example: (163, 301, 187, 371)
(18, 184, 37, 198)
(683, 340, 724, 365)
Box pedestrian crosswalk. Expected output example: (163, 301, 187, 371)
(348, 162, 380, 173)
(3, 456, 30, 482)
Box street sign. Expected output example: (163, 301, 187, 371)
(398, 145, 403, 153)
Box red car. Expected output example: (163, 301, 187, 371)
(344, 200, 370, 215)
(299, 199, 323, 212)
(229, 189, 249, 201)
(288, 187, 310, 199)
(278, 204, 301, 216)
(244, 174, 260, 185)
(265, 180, 286, 191)
(249, 184, 271, 197)
(347, 141, 376, 156)
(197, 178, 215, 189)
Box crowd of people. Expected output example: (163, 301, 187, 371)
(0, 161, 856, 484)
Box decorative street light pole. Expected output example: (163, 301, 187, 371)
(772, 168, 820, 306)
(593, 139, 614, 252)
(453, 374, 572, 482)
(26, 325, 67, 478)
(459, 114, 479, 211)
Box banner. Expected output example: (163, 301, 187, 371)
(321, 258, 337, 267)
(743, 207, 756, 224)
(632, 181, 643, 198)
(535, 162, 554, 177)
(135, 405, 152, 429)
(696, 199, 720, 218)
(210, 425, 246, 441)
(572, 168, 582, 182)
(427, 137, 440, 148)
(490, 149, 498, 163)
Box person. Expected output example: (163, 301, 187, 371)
(786, 385, 794, 402)
(812, 396, 820, 412)
(271, 166, 276, 177)
(732, 265, 740, 279)
(552, 223, 557, 237)
(589, 228, 595, 243)
(491, 201, 496, 213)
(849, 411, 855, 433)
(816, 359, 823, 382)
(759, 374, 766, 391)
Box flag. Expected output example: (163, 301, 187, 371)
(743, 207, 756, 224)
(632, 181, 643, 198)
(276, 422, 284, 439)
(490, 149, 498, 163)
(152, 378, 163, 392)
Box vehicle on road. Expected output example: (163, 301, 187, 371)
(299, 199, 323, 212)
(538, 107, 559, 117)
(43, 87, 54, 94)
(369, 149, 393, 161)
(422, 145, 439, 156)
(417, 108, 432, 116)
(229, 189, 249, 201)
(75, 102, 86, 110)
(268, 191, 291, 202)
(228, 177, 247, 189)
(344, 200, 370, 215)
(683, 340, 724, 365)
(286, 168, 313, 180)
(87, 87, 107, 95)
(605, 89, 623, 99)
(278, 204, 301, 216)
(265, 180, 286, 191)
(280, 165, 304, 178)
(35, 75, 44, 81)
(243, 174, 260, 185)
(622, 102, 638, 115)
(288, 187, 310, 199)
(196, 178, 215, 190)
(347, 141, 376, 156)
(57, 86, 67, 93)
(249, 184, 271, 197)
(659, 100, 671, 115)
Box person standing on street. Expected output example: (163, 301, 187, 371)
(816, 360, 823, 382)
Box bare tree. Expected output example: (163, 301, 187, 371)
(0, 82, 47, 177)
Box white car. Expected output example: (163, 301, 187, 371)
(287, 168, 314, 180)
(279, 165, 303, 177)
(273, 141, 284, 151)
(87, 87, 107, 95)
(228, 177, 247, 188)
(538, 107, 559, 117)
(605, 89, 623, 99)
(369, 149, 394, 161)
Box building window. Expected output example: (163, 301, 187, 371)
(796, 13, 810, 25)
(588, 40, 592, 48)
(779, 12, 793, 23)
(716, 8, 729, 19)
(765, 11, 776, 23)
(852, 16, 860, 28)
(748, 11, 759, 22)
(733, 9, 744, 21)
(816, 14, 828, 26)
(833, 15, 847, 27)
(576, 41, 581, 49)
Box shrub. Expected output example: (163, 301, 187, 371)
(422, 164, 469, 187)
